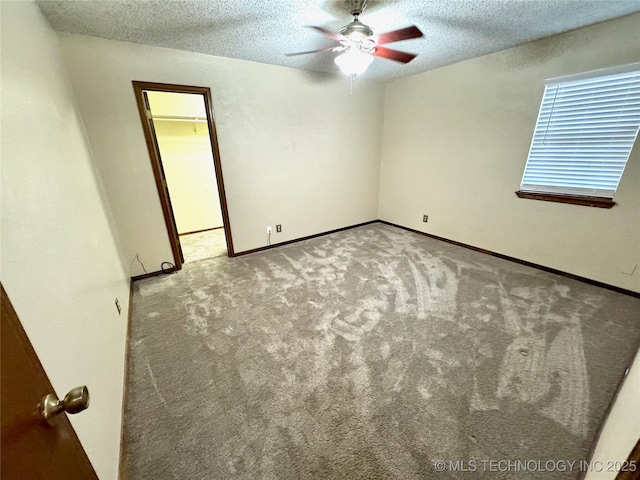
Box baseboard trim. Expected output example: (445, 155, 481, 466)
(234, 220, 379, 257)
(379, 220, 640, 299)
(131, 266, 177, 282)
(118, 281, 135, 480)
(130, 220, 638, 298)
(179, 226, 223, 236)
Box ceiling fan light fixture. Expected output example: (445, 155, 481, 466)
(286, 0, 422, 76)
(334, 48, 374, 76)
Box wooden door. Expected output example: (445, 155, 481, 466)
(1, 284, 98, 480)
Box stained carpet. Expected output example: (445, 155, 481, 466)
(123, 223, 640, 479)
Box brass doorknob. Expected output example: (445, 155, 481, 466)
(40, 386, 90, 426)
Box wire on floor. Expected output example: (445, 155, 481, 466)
(161, 261, 175, 274)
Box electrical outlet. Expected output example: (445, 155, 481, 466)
(267, 225, 272, 234)
(115, 298, 121, 315)
(276, 224, 282, 233)
(423, 215, 429, 223)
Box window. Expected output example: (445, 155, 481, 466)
(517, 63, 640, 208)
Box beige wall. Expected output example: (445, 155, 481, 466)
(0, 2, 129, 479)
(379, 13, 640, 293)
(57, 34, 385, 275)
(154, 121, 224, 233)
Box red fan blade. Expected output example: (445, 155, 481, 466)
(373, 46, 417, 64)
(374, 25, 423, 45)
(309, 26, 344, 42)
(285, 47, 337, 57)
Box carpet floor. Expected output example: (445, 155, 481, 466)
(180, 228, 227, 263)
(123, 223, 640, 479)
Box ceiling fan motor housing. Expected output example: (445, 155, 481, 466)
(285, 0, 421, 67)
(339, 20, 373, 39)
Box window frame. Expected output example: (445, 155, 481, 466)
(516, 62, 640, 208)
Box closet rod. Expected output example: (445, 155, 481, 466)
(152, 115, 207, 122)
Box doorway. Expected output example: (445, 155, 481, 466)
(132, 82, 233, 270)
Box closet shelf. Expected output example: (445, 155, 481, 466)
(152, 115, 207, 122)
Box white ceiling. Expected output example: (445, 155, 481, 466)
(37, 0, 640, 82)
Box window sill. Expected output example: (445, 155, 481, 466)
(515, 190, 616, 208)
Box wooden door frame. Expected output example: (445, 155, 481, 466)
(132, 81, 235, 270)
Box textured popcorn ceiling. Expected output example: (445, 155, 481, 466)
(37, 0, 640, 82)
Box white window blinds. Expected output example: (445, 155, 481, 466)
(521, 64, 640, 198)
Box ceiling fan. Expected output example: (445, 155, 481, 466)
(286, 0, 423, 77)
